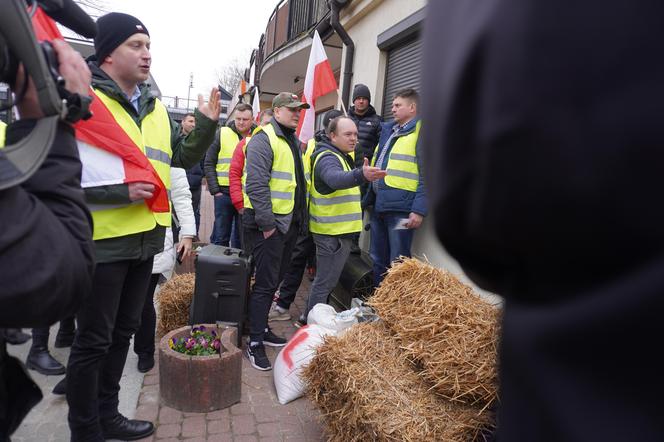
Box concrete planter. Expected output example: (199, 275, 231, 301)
(159, 324, 242, 412)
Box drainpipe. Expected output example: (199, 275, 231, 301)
(327, 0, 354, 110)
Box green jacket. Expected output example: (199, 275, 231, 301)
(85, 61, 217, 263)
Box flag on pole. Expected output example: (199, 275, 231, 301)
(252, 87, 261, 122)
(32, 9, 169, 212)
(296, 30, 338, 144)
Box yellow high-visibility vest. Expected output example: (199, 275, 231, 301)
(372, 121, 421, 192)
(87, 89, 172, 241)
(0, 121, 6, 147)
(243, 124, 300, 215)
(216, 127, 241, 186)
(309, 149, 362, 235)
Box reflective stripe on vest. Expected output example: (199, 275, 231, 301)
(216, 127, 240, 186)
(243, 124, 299, 214)
(372, 121, 421, 192)
(0, 121, 6, 147)
(88, 89, 172, 241)
(309, 149, 362, 235)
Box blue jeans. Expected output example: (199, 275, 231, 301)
(369, 211, 414, 287)
(211, 193, 241, 247)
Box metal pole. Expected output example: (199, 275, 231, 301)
(186, 73, 193, 111)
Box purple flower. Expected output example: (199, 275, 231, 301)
(200, 338, 208, 349)
(212, 339, 221, 351)
(191, 326, 199, 333)
(211, 330, 217, 337)
(185, 338, 195, 349)
(199, 325, 207, 331)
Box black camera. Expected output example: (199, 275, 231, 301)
(0, 0, 97, 191)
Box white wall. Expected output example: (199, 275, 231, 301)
(341, 0, 501, 302)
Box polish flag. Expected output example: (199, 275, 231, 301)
(252, 87, 261, 122)
(32, 9, 169, 212)
(296, 30, 338, 144)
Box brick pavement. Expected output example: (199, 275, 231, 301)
(139, 186, 326, 441)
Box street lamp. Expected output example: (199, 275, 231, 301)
(186, 73, 194, 111)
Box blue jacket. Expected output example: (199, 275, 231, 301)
(363, 118, 427, 216)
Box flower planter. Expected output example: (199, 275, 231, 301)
(159, 324, 242, 412)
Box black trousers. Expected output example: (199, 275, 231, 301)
(133, 274, 161, 357)
(276, 233, 315, 310)
(247, 224, 299, 343)
(191, 186, 202, 236)
(66, 258, 153, 441)
(31, 317, 76, 349)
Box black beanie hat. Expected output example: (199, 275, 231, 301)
(323, 109, 344, 130)
(94, 13, 149, 63)
(352, 84, 371, 103)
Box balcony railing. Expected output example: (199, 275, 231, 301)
(256, 0, 329, 87)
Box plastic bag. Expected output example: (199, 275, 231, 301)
(307, 303, 358, 332)
(273, 324, 335, 405)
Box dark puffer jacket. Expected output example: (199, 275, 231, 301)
(348, 104, 382, 168)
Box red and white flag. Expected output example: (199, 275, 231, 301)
(296, 30, 337, 144)
(32, 9, 169, 212)
(252, 87, 261, 123)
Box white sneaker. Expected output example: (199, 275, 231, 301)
(267, 304, 291, 321)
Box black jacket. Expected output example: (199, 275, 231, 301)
(422, 1, 664, 441)
(204, 120, 256, 196)
(348, 104, 382, 168)
(1, 121, 94, 327)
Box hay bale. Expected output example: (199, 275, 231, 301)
(303, 321, 494, 442)
(156, 273, 195, 338)
(368, 258, 500, 408)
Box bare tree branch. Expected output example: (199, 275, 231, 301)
(215, 55, 250, 93)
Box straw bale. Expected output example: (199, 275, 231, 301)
(368, 258, 500, 408)
(303, 321, 494, 442)
(156, 273, 195, 338)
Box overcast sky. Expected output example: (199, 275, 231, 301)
(94, 0, 276, 100)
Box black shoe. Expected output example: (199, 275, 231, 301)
(4, 328, 31, 345)
(246, 343, 271, 371)
(26, 348, 66, 375)
(263, 328, 287, 347)
(52, 377, 66, 395)
(54, 331, 75, 348)
(137, 354, 155, 373)
(101, 414, 155, 441)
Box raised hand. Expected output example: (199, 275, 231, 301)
(362, 157, 387, 182)
(197, 88, 221, 121)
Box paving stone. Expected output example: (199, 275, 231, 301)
(232, 414, 257, 435)
(135, 404, 159, 422)
(206, 433, 234, 442)
(257, 422, 282, 438)
(206, 409, 230, 420)
(143, 374, 159, 385)
(253, 404, 280, 423)
(155, 423, 180, 439)
(182, 437, 207, 442)
(230, 401, 254, 416)
(234, 436, 259, 442)
(158, 406, 183, 424)
(181, 416, 206, 438)
(206, 417, 231, 434)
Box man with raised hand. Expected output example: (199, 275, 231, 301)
(64, 12, 220, 441)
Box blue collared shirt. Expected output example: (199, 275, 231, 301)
(127, 86, 141, 112)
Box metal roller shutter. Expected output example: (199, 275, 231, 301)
(382, 37, 422, 120)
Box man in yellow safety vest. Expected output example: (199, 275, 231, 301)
(204, 102, 256, 247)
(304, 115, 385, 320)
(242, 92, 309, 371)
(364, 88, 427, 287)
(62, 13, 220, 441)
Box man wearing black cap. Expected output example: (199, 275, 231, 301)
(63, 12, 220, 441)
(242, 92, 309, 370)
(348, 84, 382, 190)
